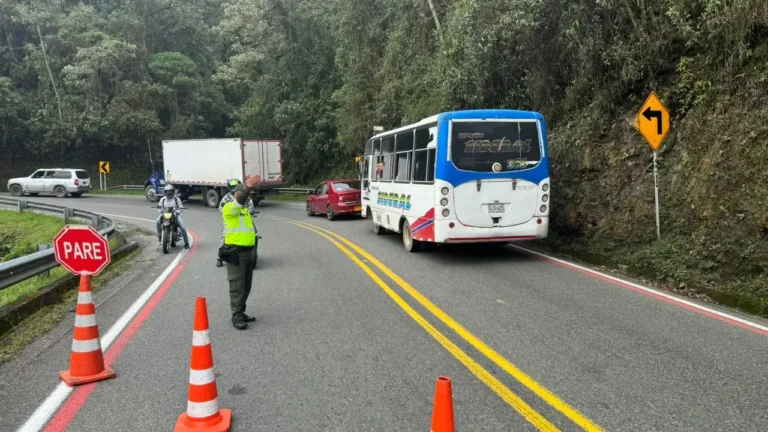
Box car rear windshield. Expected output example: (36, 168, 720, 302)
(75, 170, 89, 179)
(450, 121, 541, 172)
(333, 181, 360, 191)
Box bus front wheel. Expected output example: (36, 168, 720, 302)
(372, 216, 385, 235)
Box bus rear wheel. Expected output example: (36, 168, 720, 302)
(402, 222, 423, 253)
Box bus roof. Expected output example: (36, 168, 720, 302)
(370, 109, 544, 140)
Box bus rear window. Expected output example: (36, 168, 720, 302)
(450, 121, 541, 172)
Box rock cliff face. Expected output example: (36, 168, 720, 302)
(546, 59, 768, 316)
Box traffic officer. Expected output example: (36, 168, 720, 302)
(216, 179, 255, 267)
(221, 175, 260, 329)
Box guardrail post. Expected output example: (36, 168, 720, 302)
(90, 214, 102, 228)
(17, 200, 27, 213)
(63, 208, 73, 224)
(37, 244, 52, 277)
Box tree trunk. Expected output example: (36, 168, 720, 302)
(426, 0, 442, 41)
(36, 23, 63, 120)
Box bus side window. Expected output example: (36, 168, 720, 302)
(380, 136, 394, 181)
(413, 128, 432, 182)
(426, 149, 436, 182)
(373, 139, 381, 182)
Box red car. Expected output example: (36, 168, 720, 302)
(306, 179, 362, 220)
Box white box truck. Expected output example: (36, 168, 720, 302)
(145, 138, 284, 207)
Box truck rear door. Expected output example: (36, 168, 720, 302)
(243, 140, 283, 183)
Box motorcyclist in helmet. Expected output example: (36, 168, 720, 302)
(216, 178, 256, 267)
(156, 184, 190, 249)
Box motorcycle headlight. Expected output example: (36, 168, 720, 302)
(164, 213, 172, 219)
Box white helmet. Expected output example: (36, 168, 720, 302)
(163, 184, 175, 197)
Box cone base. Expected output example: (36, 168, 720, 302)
(60, 366, 116, 386)
(174, 409, 231, 432)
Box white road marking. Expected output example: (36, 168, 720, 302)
(16, 236, 193, 432)
(509, 245, 768, 334)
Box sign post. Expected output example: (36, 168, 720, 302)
(99, 161, 110, 191)
(633, 91, 670, 240)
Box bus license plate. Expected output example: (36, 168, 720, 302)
(488, 204, 505, 214)
(354, 206, 362, 211)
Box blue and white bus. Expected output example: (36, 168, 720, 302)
(360, 109, 550, 252)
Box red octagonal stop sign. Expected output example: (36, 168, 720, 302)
(53, 225, 111, 276)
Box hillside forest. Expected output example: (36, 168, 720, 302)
(1, 0, 767, 313)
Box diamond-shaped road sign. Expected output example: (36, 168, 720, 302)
(633, 92, 670, 152)
(99, 161, 110, 174)
(53, 225, 111, 276)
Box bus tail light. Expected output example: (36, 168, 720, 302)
(542, 194, 548, 202)
(442, 209, 450, 217)
(441, 187, 450, 196)
(440, 198, 448, 206)
(449, 222, 455, 229)
(542, 183, 549, 192)
(540, 205, 547, 213)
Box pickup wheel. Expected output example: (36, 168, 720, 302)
(54, 186, 67, 198)
(9, 184, 23, 197)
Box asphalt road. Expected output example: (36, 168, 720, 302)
(1, 193, 766, 431)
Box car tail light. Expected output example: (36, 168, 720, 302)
(74, 179, 79, 186)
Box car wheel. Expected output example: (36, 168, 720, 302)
(54, 186, 67, 198)
(402, 222, 423, 253)
(9, 184, 23, 197)
(306, 201, 315, 216)
(327, 206, 336, 221)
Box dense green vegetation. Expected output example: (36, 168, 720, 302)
(2, 0, 767, 311)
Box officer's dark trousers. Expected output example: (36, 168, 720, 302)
(226, 247, 255, 323)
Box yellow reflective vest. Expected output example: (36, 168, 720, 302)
(222, 201, 256, 246)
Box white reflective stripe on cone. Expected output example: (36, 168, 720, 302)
(192, 330, 210, 347)
(71, 338, 101, 353)
(187, 399, 219, 419)
(74, 314, 97, 328)
(77, 291, 93, 304)
(188, 368, 216, 386)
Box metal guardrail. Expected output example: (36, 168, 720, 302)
(273, 188, 313, 195)
(107, 185, 144, 191)
(0, 198, 116, 291)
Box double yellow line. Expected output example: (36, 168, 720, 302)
(269, 216, 602, 431)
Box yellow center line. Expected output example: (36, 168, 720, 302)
(275, 217, 559, 431)
(268, 215, 603, 432)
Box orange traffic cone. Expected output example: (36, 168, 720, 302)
(430, 376, 455, 432)
(175, 297, 232, 432)
(60, 275, 115, 386)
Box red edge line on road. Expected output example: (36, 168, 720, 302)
(42, 231, 199, 432)
(515, 246, 768, 338)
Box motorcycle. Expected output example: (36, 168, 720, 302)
(153, 205, 186, 254)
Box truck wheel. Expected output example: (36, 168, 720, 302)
(206, 188, 221, 208)
(145, 185, 159, 202)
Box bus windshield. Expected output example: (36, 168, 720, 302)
(450, 121, 541, 172)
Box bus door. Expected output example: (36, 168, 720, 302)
(361, 155, 372, 204)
